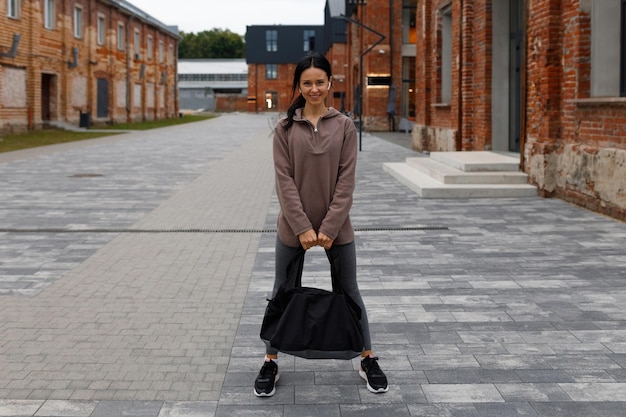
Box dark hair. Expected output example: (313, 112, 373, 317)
(283, 51, 332, 130)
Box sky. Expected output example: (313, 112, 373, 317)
(127, 0, 327, 36)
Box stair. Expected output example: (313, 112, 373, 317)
(382, 151, 538, 198)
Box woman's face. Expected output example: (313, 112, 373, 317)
(299, 67, 331, 106)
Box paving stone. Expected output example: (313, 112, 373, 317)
(0, 400, 43, 416)
(421, 384, 505, 403)
(1, 117, 626, 416)
(34, 400, 97, 416)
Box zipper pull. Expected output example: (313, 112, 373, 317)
(314, 127, 318, 133)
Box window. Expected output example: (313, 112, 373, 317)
(402, 0, 417, 44)
(439, 5, 453, 103)
(303, 30, 316, 51)
(97, 14, 105, 45)
(134, 29, 140, 58)
(147, 36, 153, 60)
(265, 64, 277, 79)
(117, 22, 125, 50)
(178, 73, 247, 82)
(591, 1, 625, 97)
(73, 5, 83, 39)
(402, 56, 416, 117)
(169, 44, 174, 64)
(367, 76, 392, 86)
(7, 0, 20, 19)
(266, 30, 277, 52)
(265, 91, 278, 109)
(158, 40, 164, 63)
(44, 0, 55, 29)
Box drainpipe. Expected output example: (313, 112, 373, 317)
(126, 15, 132, 122)
(519, 0, 529, 170)
(340, 14, 386, 151)
(457, 0, 463, 151)
(389, 0, 393, 81)
(28, 0, 34, 129)
(175, 37, 179, 117)
(108, 6, 114, 124)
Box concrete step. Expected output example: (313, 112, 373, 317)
(430, 151, 521, 172)
(382, 151, 538, 199)
(405, 157, 529, 184)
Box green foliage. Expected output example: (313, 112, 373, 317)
(178, 29, 245, 59)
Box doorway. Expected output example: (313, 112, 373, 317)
(509, 0, 523, 152)
(97, 78, 108, 118)
(491, 0, 524, 153)
(41, 73, 57, 121)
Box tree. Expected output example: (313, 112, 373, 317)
(178, 29, 245, 59)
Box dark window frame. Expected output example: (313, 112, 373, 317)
(265, 64, 278, 79)
(266, 30, 278, 52)
(366, 76, 392, 86)
(303, 29, 316, 51)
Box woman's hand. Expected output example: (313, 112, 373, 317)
(317, 232, 334, 250)
(298, 229, 318, 250)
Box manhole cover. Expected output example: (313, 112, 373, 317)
(68, 173, 104, 178)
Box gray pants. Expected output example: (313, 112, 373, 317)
(266, 238, 372, 356)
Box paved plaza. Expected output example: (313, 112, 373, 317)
(1, 113, 625, 416)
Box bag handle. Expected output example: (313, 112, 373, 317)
(279, 245, 348, 295)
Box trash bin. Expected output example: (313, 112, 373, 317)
(79, 111, 91, 128)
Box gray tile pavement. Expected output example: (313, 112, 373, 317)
(1, 113, 626, 416)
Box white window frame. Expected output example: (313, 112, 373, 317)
(117, 22, 125, 51)
(73, 5, 83, 39)
(591, 1, 623, 97)
(97, 14, 106, 45)
(7, 0, 20, 19)
(159, 40, 164, 63)
(439, 5, 453, 104)
(134, 28, 141, 58)
(44, 0, 55, 29)
(147, 35, 153, 60)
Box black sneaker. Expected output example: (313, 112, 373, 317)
(359, 356, 389, 393)
(254, 360, 279, 397)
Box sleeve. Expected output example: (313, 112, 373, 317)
(318, 119, 357, 240)
(273, 124, 313, 238)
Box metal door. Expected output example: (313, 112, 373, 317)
(509, 0, 524, 152)
(97, 78, 108, 118)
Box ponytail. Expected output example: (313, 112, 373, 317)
(284, 95, 306, 131)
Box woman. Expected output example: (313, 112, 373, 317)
(254, 51, 388, 397)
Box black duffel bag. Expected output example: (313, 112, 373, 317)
(260, 246, 364, 360)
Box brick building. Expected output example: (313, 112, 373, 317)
(245, 25, 332, 113)
(407, 0, 626, 220)
(245, 0, 417, 133)
(341, 0, 417, 132)
(1, 0, 179, 133)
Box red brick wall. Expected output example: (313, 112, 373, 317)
(215, 95, 247, 112)
(525, 0, 626, 220)
(0, 0, 179, 133)
(411, 0, 625, 220)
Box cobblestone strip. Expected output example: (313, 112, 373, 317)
(0, 115, 275, 415)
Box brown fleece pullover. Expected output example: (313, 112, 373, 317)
(273, 107, 357, 248)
